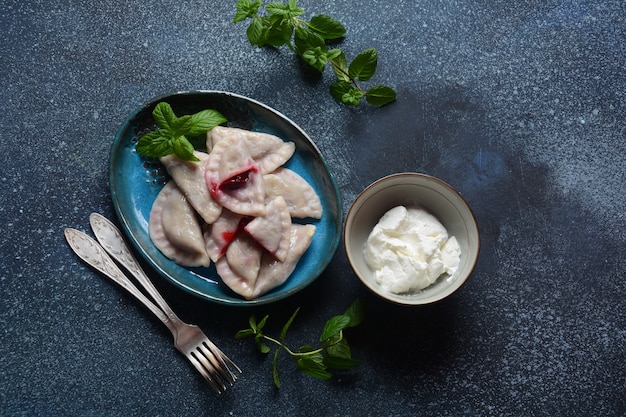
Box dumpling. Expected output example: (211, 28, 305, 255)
(225, 233, 262, 286)
(263, 168, 323, 219)
(203, 209, 244, 263)
(215, 233, 263, 300)
(206, 126, 295, 174)
(244, 196, 291, 262)
(149, 182, 211, 267)
(160, 151, 222, 224)
(251, 224, 316, 298)
(215, 257, 254, 300)
(205, 135, 266, 217)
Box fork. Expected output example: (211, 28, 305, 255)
(64, 216, 241, 394)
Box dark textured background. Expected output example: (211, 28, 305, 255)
(1, 1, 625, 416)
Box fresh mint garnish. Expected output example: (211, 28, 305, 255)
(234, 0, 396, 107)
(235, 299, 365, 388)
(135, 102, 227, 162)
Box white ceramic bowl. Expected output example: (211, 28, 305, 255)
(344, 173, 480, 305)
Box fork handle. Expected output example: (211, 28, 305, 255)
(89, 213, 184, 326)
(64, 228, 177, 335)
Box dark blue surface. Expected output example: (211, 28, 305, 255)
(1, 1, 625, 416)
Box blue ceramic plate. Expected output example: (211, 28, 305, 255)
(109, 91, 342, 306)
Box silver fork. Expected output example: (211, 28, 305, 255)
(64, 216, 241, 394)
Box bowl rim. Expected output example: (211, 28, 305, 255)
(343, 172, 480, 305)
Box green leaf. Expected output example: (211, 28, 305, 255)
(187, 109, 227, 136)
(301, 46, 328, 72)
(280, 307, 300, 341)
(136, 131, 172, 158)
(365, 85, 397, 107)
(320, 315, 351, 342)
(343, 299, 366, 328)
(308, 14, 346, 40)
(235, 328, 255, 339)
(265, 14, 294, 47)
(266, 0, 304, 18)
(152, 102, 177, 130)
(295, 353, 331, 380)
(247, 17, 267, 46)
(172, 136, 198, 161)
(272, 349, 281, 388)
(330, 81, 363, 106)
(255, 334, 271, 353)
(329, 80, 352, 103)
(257, 314, 269, 333)
(294, 25, 326, 55)
(348, 48, 378, 81)
(248, 315, 259, 332)
(171, 114, 193, 135)
(234, 0, 261, 23)
(323, 354, 360, 370)
(326, 337, 350, 359)
(330, 50, 350, 82)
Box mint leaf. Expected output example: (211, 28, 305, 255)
(366, 85, 397, 107)
(136, 102, 227, 161)
(136, 131, 172, 158)
(187, 109, 227, 136)
(255, 334, 271, 353)
(280, 307, 300, 341)
(301, 46, 328, 71)
(323, 354, 360, 370)
(265, 14, 294, 47)
(171, 114, 193, 135)
(295, 353, 331, 380)
(308, 14, 346, 40)
(330, 81, 363, 106)
(349, 48, 378, 81)
(236, 300, 364, 388)
(266, 0, 304, 18)
(234, 0, 261, 23)
(329, 80, 351, 102)
(330, 50, 350, 82)
(272, 349, 281, 388)
(343, 298, 366, 327)
(235, 328, 255, 339)
(319, 315, 351, 342)
(246, 17, 267, 46)
(294, 26, 326, 56)
(248, 315, 259, 332)
(172, 136, 198, 161)
(152, 102, 177, 130)
(325, 337, 351, 360)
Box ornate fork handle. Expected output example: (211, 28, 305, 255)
(64, 228, 176, 334)
(88, 213, 183, 326)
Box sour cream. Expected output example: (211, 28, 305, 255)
(364, 206, 461, 294)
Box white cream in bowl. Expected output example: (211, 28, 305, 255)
(364, 205, 461, 294)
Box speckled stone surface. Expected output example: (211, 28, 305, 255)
(1, 1, 625, 416)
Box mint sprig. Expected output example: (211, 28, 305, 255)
(234, 0, 396, 107)
(235, 299, 365, 388)
(135, 102, 227, 162)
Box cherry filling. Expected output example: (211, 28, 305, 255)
(220, 170, 252, 190)
(219, 217, 253, 256)
(210, 165, 259, 198)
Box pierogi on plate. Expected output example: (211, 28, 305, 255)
(148, 126, 322, 299)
